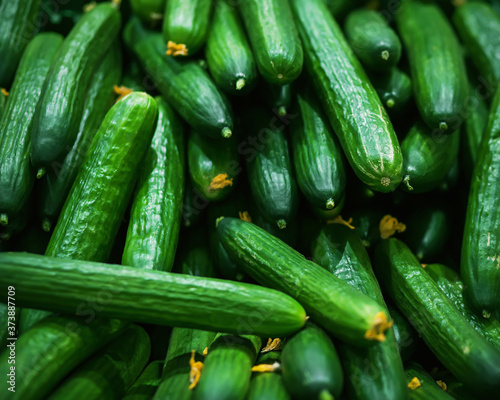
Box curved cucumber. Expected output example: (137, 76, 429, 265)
(123, 360, 163, 400)
(371, 68, 412, 112)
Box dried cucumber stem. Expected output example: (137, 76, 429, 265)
(408, 377, 421, 390)
(209, 173, 233, 190)
(327, 215, 355, 229)
(261, 338, 282, 353)
(439, 122, 448, 131)
(403, 175, 414, 191)
(113, 85, 133, 102)
(277, 219, 287, 230)
(364, 311, 393, 342)
(221, 127, 232, 138)
(0, 214, 8, 226)
(379, 214, 406, 239)
(166, 41, 188, 56)
(381, 50, 390, 60)
(278, 106, 287, 116)
(251, 361, 280, 373)
(42, 218, 52, 233)
(236, 78, 246, 91)
(436, 380, 447, 391)
(238, 211, 252, 223)
(325, 198, 335, 210)
(188, 350, 204, 390)
(36, 167, 46, 179)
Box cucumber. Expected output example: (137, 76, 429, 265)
(247, 352, 290, 400)
(351, 208, 384, 248)
(404, 362, 454, 400)
(217, 217, 393, 347)
(30, 3, 121, 174)
(0, 199, 31, 241)
(453, 3, 500, 82)
(162, 0, 212, 55)
(291, 0, 403, 193)
(0, 88, 7, 118)
(123, 360, 163, 400)
(205, 0, 257, 95)
(396, 1, 467, 131)
(371, 68, 412, 112)
(0, 252, 307, 337)
(281, 323, 343, 399)
(239, 0, 303, 85)
(0, 0, 41, 87)
(45, 92, 157, 262)
(290, 86, 346, 212)
(249, 205, 299, 249)
(175, 228, 217, 278)
(0, 316, 128, 400)
(47, 324, 150, 400)
(312, 224, 408, 400)
(124, 18, 234, 139)
(387, 303, 418, 362)
(188, 129, 239, 202)
(344, 8, 402, 72)
(401, 120, 460, 193)
(425, 263, 500, 351)
(122, 97, 185, 271)
(373, 238, 500, 394)
(0, 33, 62, 228)
(38, 42, 122, 232)
(259, 82, 293, 116)
(131, 0, 164, 27)
(195, 334, 262, 399)
(18, 308, 53, 335)
(182, 179, 208, 228)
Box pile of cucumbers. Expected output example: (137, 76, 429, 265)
(1, 0, 500, 399)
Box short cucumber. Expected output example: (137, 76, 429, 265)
(373, 238, 500, 394)
(396, 1, 467, 131)
(122, 97, 185, 271)
(174, 228, 217, 278)
(405, 362, 454, 400)
(371, 68, 412, 112)
(259, 82, 293, 116)
(247, 352, 290, 400)
(345, 8, 402, 72)
(130, 0, 164, 28)
(387, 303, 418, 362)
(47, 324, 150, 400)
(205, 0, 257, 95)
(30, 3, 121, 173)
(291, 0, 403, 193)
(123, 360, 163, 400)
(217, 217, 393, 347)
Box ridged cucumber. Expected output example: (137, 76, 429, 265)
(371, 68, 412, 112)
(404, 362, 454, 400)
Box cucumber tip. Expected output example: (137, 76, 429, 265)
(278, 106, 287, 116)
(221, 127, 232, 138)
(403, 175, 414, 191)
(380, 177, 391, 187)
(277, 73, 284, 80)
(439, 122, 448, 131)
(36, 168, 46, 179)
(0, 214, 8, 226)
(236, 78, 246, 91)
(381, 50, 390, 60)
(277, 219, 287, 230)
(386, 98, 395, 108)
(215, 216, 225, 228)
(42, 218, 52, 233)
(326, 198, 335, 210)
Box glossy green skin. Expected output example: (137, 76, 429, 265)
(0, 0, 41, 87)
(0, 252, 307, 336)
(122, 98, 185, 271)
(291, 86, 346, 211)
(405, 363, 454, 400)
(195, 334, 262, 400)
(425, 263, 500, 352)
(247, 352, 290, 400)
(0, 33, 62, 223)
(401, 120, 460, 193)
(162, 0, 212, 55)
(371, 68, 412, 112)
(397, 2, 467, 131)
(217, 218, 389, 347)
(312, 224, 408, 400)
(188, 130, 239, 202)
(206, 0, 257, 95)
(373, 238, 500, 394)
(123, 360, 163, 400)
(38, 43, 122, 232)
(125, 20, 233, 139)
(175, 228, 217, 278)
(45, 92, 157, 262)
(453, 3, 500, 82)
(30, 4, 121, 170)
(345, 9, 401, 72)
(291, 0, 403, 193)
(462, 87, 500, 314)
(239, 0, 303, 84)
(282, 323, 343, 399)
(131, 0, 165, 27)
(387, 304, 418, 362)
(48, 324, 150, 400)
(0, 316, 127, 400)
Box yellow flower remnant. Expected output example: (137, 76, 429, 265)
(188, 350, 204, 390)
(327, 215, 355, 230)
(261, 338, 282, 353)
(113, 85, 133, 102)
(1, 88, 9, 96)
(408, 377, 421, 390)
(251, 362, 280, 373)
(210, 173, 233, 190)
(364, 311, 393, 342)
(379, 215, 406, 239)
(239, 211, 252, 223)
(166, 41, 188, 57)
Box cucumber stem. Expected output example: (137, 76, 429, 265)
(221, 127, 232, 138)
(483, 310, 492, 319)
(236, 78, 246, 91)
(0, 214, 8, 226)
(277, 219, 287, 230)
(277, 73, 284, 80)
(403, 175, 414, 191)
(215, 216, 225, 228)
(381, 50, 390, 60)
(278, 106, 287, 116)
(386, 98, 395, 108)
(326, 198, 335, 210)
(42, 218, 52, 233)
(36, 168, 46, 179)
(439, 121, 448, 131)
(319, 390, 334, 400)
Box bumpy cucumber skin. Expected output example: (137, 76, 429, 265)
(387, 303, 418, 362)
(239, 0, 303, 85)
(123, 360, 163, 400)
(345, 9, 402, 72)
(291, 0, 403, 193)
(38, 42, 122, 231)
(30, 3, 121, 170)
(206, 0, 257, 95)
(0, 33, 62, 222)
(162, 0, 212, 55)
(130, 0, 165, 27)
(122, 98, 185, 271)
(397, 2, 467, 131)
(248, 352, 290, 400)
(404, 362, 454, 400)
(0, 0, 41, 87)
(374, 238, 500, 395)
(371, 68, 412, 112)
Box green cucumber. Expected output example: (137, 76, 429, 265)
(38, 42, 122, 232)
(217, 217, 393, 347)
(131, 0, 165, 27)
(312, 224, 408, 400)
(188, 129, 239, 202)
(371, 68, 412, 112)
(0, 0, 41, 87)
(387, 303, 418, 362)
(124, 18, 233, 139)
(290, 86, 346, 212)
(453, 3, 500, 82)
(0, 182, 32, 241)
(18, 308, 53, 335)
(396, 1, 467, 131)
(0, 33, 62, 227)
(30, 3, 121, 173)
(404, 362, 454, 400)
(291, 0, 403, 193)
(281, 323, 343, 399)
(401, 120, 460, 193)
(373, 238, 500, 394)
(345, 8, 402, 72)
(123, 360, 163, 400)
(182, 179, 208, 228)
(259, 82, 293, 116)
(195, 334, 262, 399)
(248, 352, 290, 400)
(239, 0, 303, 85)
(205, 0, 257, 95)
(122, 97, 185, 271)
(0, 316, 128, 400)
(425, 263, 500, 351)
(175, 228, 217, 278)
(48, 324, 150, 399)
(0, 89, 7, 117)
(162, 0, 212, 55)
(0, 252, 307, 337)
